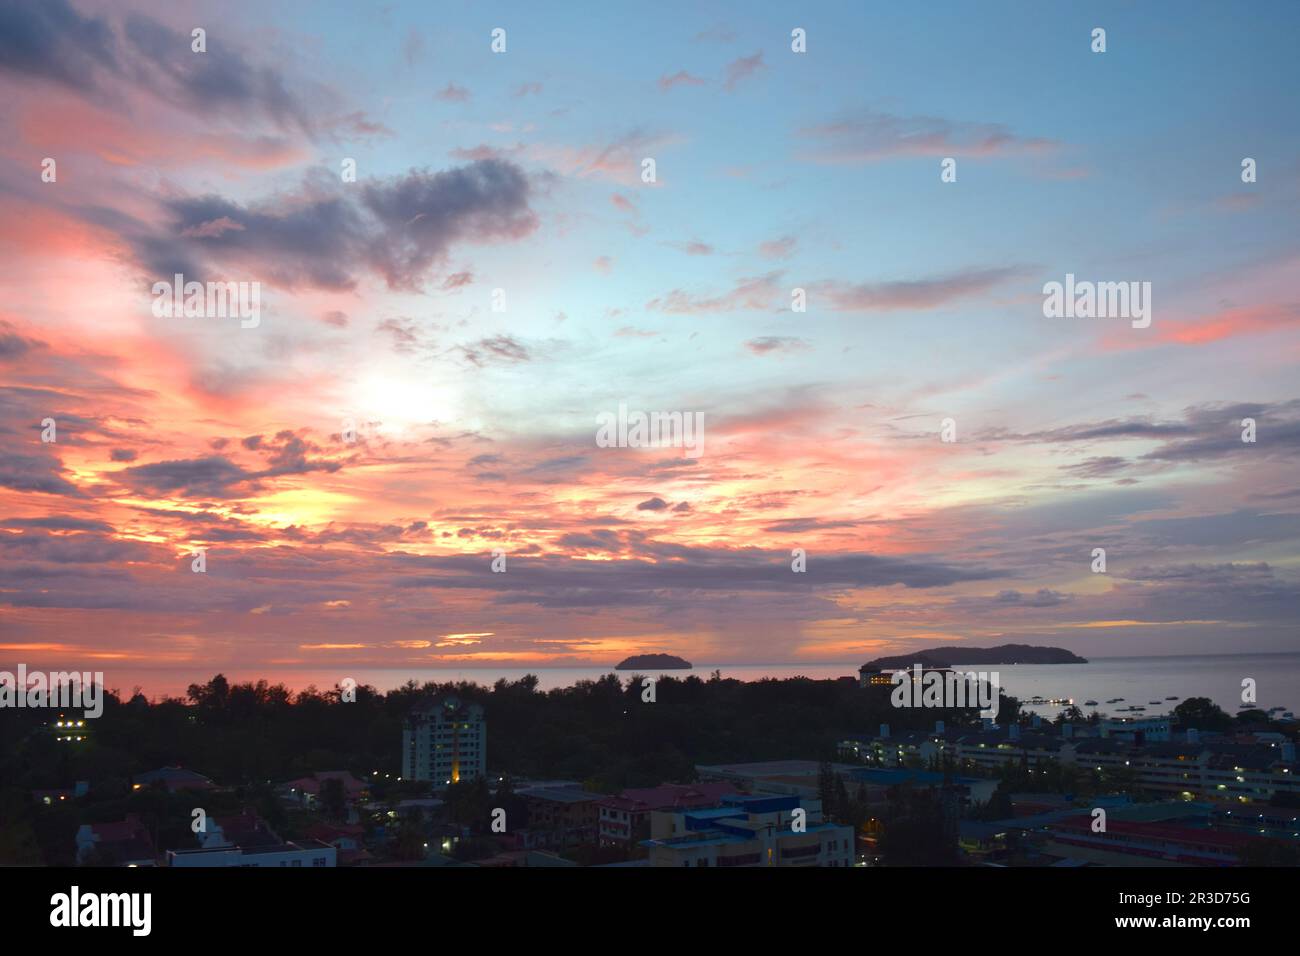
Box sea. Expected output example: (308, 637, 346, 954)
(102, 653, 1300, 717)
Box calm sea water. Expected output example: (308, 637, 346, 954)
(106, 653, 1300, 716)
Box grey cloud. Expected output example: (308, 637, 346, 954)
(460, 335, 531, 367)
(362, 160, 537, 289)
(0, 0, 118, 93)
(799, 108, 1056, 163)
(0, 452, 83, 496)
(814, 267, 1023, 313)
(121, 13, 307, 131)
(131, 160, 537, 293)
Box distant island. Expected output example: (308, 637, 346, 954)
(615, 653, 693, 671)
(862, 644, 1087, 670)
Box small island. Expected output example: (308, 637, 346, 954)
(862, 643, 1087, 670)
(615, 653, 693, 671)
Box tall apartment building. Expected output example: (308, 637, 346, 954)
(402, 695, 486, 784)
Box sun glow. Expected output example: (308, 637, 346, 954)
(350, 374, 461, 433)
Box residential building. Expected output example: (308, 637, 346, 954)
(598, 782, 738, 847)
(402, 695, 486, 784)
(169, 808, 338, 867)
(1100, 715, 1171, 743)
(280, 770, 367, 812)
(304, 822, 370, 865)
(131, 766, 215, 793)
(839, 723, 1300, 803)
(167, 840, 336, 867)
(75, 815, 156, 867)
(195, 808, 281, 850)
(517, 786, 604, 848)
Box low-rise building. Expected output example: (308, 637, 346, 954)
(1043, 816, 1258, 867)
(644, 795, 853, 867)
(76, 815, 156, 867)
(839, 724, 1300, 803)
(167, 840, 337, 868)
(280, 770, 367, 810)
(696, 760, 858, 798)
(131, 766, 215, 793)
(1100, 715, 1171, 743)
(170, 808, 338, 867)
(518, 786, 604, 848)
(195, 808, 281, 850)
(845, 767, 999, 808)
(303, 822, 370, 865)
(598, 783, 738, 847)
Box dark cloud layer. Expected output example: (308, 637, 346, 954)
(0, 0, 117, 93)
(114, 432, 341, 499)
(132, 160, 536, 292)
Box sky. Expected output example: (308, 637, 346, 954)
(1, 0, 1299, 686)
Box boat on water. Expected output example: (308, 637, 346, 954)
(1148, 700, 1161, 705)
(1084, 700, 1099, 706)
(1166, 696, 1179, 701)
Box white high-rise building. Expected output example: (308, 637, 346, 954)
(402, 695, 486, 784)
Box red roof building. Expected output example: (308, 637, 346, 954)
(598, 783, 738, 846)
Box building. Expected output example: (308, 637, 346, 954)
(281, 770, 367, 812)
(75, 815, 156, 867)
(859, 668, 896, 688)
(1042, 816, 1260, 866)
(598, 783, 738, 847)
(194, 809, 281, 850)
(303, 822, 370, 865)
(517, 786, 605, 848)
(1100, 715, 1171, 744)
(169, 809, 336, 867)
(972, 798, 1299, 867)
(839, 722, 1300, 804)
(644, 795, 854, 867)
(167, 840, 337, 867)
(402, 695, 486, 784)
(475, 850, 580, 868)
(846, 767, 999, 808)
(696, 760, 859, 799)
(131, 766, 215, 793)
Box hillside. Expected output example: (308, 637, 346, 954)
(862, 644, 1087, 670)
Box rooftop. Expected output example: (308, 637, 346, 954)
(519, 787, 605, 804)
